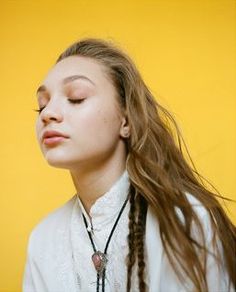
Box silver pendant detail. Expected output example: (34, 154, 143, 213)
(91, 251, 108, 276)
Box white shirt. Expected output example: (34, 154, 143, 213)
(23, 170, 234, 292)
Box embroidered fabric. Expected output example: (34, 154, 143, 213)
(23, 168, 234, 292)
(70, 169, 139, 292)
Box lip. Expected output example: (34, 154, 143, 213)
(42, 130, 69, 145)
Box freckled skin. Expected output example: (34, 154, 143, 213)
(35, 56, 130, 176)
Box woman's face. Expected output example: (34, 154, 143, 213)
(35, 56, 127, 171)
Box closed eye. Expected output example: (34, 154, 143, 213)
(33, 106, 45, 113)
(33, 98, 85, 114)
(68, 98, 85, 104)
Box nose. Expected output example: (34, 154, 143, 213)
(40, 102, 63, 124)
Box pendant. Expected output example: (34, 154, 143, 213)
(92, 251, 108, 275)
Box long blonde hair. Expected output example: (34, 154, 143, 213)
(56, 38, 236, 291)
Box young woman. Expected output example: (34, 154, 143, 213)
(23, 38, 236, 292)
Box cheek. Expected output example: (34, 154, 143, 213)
(74, 106, 120, 138)
(94, 108, 119, 133)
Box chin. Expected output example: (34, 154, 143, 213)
(46, 159, 72, 169)
(44, 152, 73, 169)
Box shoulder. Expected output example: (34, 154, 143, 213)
(177, 191, 210, 220)
(31, 194, 77, 234)
(176, 191, 214, 239)
(147, 191, 214, 242)
(27, 194, 77, 255)
(147, 191, 210, 223)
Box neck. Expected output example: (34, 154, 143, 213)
(70, 162, 127, 214)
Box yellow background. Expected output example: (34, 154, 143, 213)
(1, 0, 235, 291)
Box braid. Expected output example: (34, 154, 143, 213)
(126, 184, 148, 292)
(136, 194, 148, 292)
(126, 184, 137, 291)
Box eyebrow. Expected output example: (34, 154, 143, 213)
(36, 74, 95, 95)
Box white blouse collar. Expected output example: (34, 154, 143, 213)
(76, 169, 130, 229)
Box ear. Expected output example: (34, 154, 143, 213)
(120, 116, 130, 138)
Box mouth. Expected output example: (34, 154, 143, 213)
(43, 136, 69, 146)
(42, 130, 69, 146)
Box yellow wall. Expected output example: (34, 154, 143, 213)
(1, 0, 235, 291)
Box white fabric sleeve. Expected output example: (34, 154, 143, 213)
(201, 211, 235, 292)
(22, 231, 37, 292)
(22, 230, 48, 292)
(160, 200, 235, 292)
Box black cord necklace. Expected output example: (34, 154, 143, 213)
(82, 195, 129, 292)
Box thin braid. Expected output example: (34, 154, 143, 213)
(126, 184, 137, 291)
(136, 195, 148, 292)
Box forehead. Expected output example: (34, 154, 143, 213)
(41, 56, 109, 87)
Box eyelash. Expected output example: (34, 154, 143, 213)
(34, 107, 45, 114)
(33, 98, 85, 114)
(68, 98, 85, 104)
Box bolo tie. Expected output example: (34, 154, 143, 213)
(82, 195, 129, 292)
